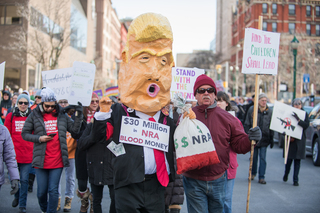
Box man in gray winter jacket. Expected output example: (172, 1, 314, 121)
(244, 93, 274, 184)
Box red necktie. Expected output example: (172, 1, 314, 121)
(149, 117, 169, 187)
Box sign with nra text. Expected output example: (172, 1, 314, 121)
(242, 28, 280, 75)
(119, 116, 170, 152)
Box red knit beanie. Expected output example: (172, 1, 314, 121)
(92, 92, 99, 100)
(193, 74, 217, 96)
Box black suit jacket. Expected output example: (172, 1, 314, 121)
(92, 103, 176, 189)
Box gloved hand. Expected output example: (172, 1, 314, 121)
(99, 96, 112, 112)
(10, 179, 19, 195)
(183, 108, 196, 119)
(292, 112, 300, 121)
(75, 102, 83, 112)
(248, 126, 262, 141)
(270, 138, 274, 149)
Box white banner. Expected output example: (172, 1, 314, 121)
(68, 61, 96, 106)
(0, 61, 5, 90)
(119, 116, 170, 152)
(270, 101, 306, 139)
(242, 28, 280, 75)
(42, 67, 73, 101)
(170, 67, 205, 101)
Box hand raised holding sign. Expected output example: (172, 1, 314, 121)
(99, 96, 112, 112)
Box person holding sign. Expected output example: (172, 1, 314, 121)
(182, 75, 261, 213)
(244, 93, 273, 184)
(91, 13, 177, 213)
(21, 87, 83, 213)
(283, 99, 309, 186)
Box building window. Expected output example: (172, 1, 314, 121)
(289, 23, 295, 34)
(316, 6, 320, 16)
(316, 25, 320, 36)
(272, 4, 277, 14)
(289, 4, 295, 15)
(306, 24, 311, 35)
(262, 3, 268, 14)
(263, 22, 267, 31)
(0, 5, 22, 25)
(70, 4, 87, 54)
(306, 5, 311, 16)
(272, 23, 277, 32)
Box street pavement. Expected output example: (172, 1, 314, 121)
(1, 144, 320, 213)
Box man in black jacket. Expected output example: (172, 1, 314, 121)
(92, 13, 176, 213)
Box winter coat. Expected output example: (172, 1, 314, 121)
(0, 125, 19, 186)
(183, 102, 251, 181)
(0, 91, 12, 122)
(284, 111, 309, 160)
(4, 108, 33, 164)
(21, 104, 83, 168)
(77, 122, 114, 186)
(244, 105, 274, 147)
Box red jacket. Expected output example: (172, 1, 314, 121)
(183, 104, 251, 181)
(4, 112, 33, 164)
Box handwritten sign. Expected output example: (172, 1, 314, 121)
(0, 61, 5, 90)
(68, 61, 96, 106)
(119, 116, 170, 152)
(170, 67, 205, 101)
(270, 101, 306, 139)
(42, 67, 73, 101)
(242, 28, 280, 75)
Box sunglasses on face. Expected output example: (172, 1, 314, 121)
(18, 101, 29, 105)
(294, 102, 301, 105)
(35, 96, 41, 99)
(197, 87, 215, 94)
(91, 100, 99, 104)
(44, 104, 55, 109)
(59, 101, 68, 104)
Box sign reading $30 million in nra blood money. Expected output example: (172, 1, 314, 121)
(119, 116, 170, 152)
(242, 28, 280, 75)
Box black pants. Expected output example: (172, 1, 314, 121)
(285, 159, 301, 183)
(115, 174, 165, 213)
(91, 184, 116, 213)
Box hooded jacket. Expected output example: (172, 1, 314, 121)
(183, 102, 251, 181)
(0, 91, 12, 121)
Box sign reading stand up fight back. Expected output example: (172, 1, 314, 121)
(170, 67, 204, 101)
(242, 28, 280, 75)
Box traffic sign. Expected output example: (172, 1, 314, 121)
(303, 74, 310, 83)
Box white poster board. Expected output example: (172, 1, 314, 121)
(0, 61, 5, 90)
(68, 61, 96, 106)
(170, 67, 205, 101)
(242, 28, 280, 75)
(119, 116, 170, 152)
(42, 67, 73, 101)
(270, 101, 306, 139)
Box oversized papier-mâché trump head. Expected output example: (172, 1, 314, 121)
(118, 13, 174, 114)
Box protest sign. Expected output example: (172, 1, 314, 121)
(242, 28, 280, 75)
(119, 116, 170, 152)
(42, 67, 73, 101)
(93, 88, 104, 98)
(68, 61, 96, 106)
(270, 101, 306, 139)
(170, 67, 205, 101)
(0, 62, 5, 90)
(105, 86, 119, 97)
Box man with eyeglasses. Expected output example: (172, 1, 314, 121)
(244, 93, 274, 185)
(182, 74, 261, 213)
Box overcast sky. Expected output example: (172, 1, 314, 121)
(112, 0, 217, 60)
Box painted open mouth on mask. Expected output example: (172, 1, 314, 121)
(147, 83, 160, 98)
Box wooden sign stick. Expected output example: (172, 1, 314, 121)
(246, 15, 263, 213)
(285, 135, 291, 164)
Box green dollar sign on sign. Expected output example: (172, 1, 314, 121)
(181, 137, 188, 148)
(174, 139, 178, 149)
(197, 126, 202, 134)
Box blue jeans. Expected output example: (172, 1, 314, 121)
(285, 159, 301, 183)
(223, 177, 235, 213)
(59, 159, 75, 198)
(36, 168, 63, 213)
(183, 173, 226, 213)
(252, 146, 267, 179)
(14, 163, 32, 208)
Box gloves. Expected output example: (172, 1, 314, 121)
(99, 96, 112, 112)
(75, 102, 83, 112)
(183, 108, 196, 119)
(292, 112, 300, 121)
(248, 126, 262, 141)
(10, 179, 19, 195)
(270, 138, 274, 149)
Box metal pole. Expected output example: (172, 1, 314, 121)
(225, 61, 229, 93)
(293, 49, 297, 100)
